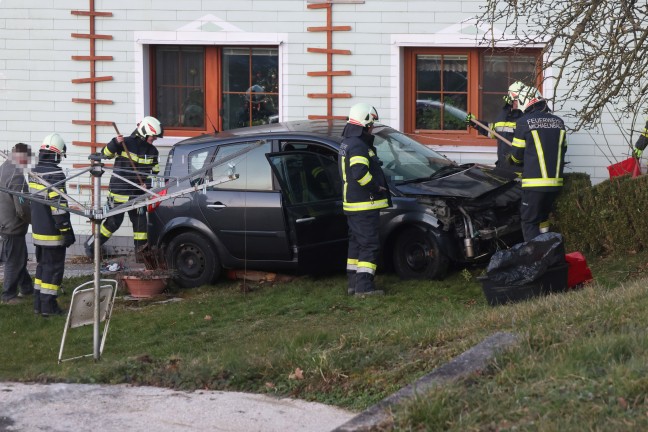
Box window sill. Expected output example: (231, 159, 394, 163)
(410, 132, 498, 147)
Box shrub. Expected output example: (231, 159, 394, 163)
(553, 172, 648, 255)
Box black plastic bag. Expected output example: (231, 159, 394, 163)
(486, 232, 566, 285)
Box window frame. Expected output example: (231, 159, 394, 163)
(404, 47, 542, 146)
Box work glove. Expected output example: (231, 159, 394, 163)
(61, 228, 76, 248)
(464, 113, 477, 128)
(56, 221, 76, 248)
(633, 147, 643, 158)
(464, 113, 476, 129)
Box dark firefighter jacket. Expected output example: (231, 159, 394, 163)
(477, 103, 523, 164)
(510, 104, 567, 191)
(29, 152, 71, 247)
(634, 120, 648, 151)
(102, 135, 160, 203)
(338, 125, 391, 214)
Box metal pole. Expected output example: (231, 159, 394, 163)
(89, 154, 104, 360)
(471, 118, 514, 147)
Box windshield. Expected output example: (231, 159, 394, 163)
(372, 127, 455, 183)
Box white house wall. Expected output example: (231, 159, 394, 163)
(0, 0, 642, 255)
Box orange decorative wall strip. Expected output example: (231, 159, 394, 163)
(70, 0, 114, 154)
(307, 2, 352, 120)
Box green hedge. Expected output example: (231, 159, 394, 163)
(552, 172, 648, 255)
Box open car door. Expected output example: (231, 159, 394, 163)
(266, 151, 347, 274)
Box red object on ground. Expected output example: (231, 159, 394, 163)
(607, 157, 641, 179)
(565, 252, 593, 288)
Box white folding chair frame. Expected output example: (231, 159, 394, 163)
(58, 279, 118, 363)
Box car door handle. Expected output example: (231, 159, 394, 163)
(296, 217, 315, 223)
(207, 203, 226, 209)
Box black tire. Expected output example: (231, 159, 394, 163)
(392, 227, 449, 280)
(166, 231, 221, 288)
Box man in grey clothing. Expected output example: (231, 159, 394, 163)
(0, 143, 33, 304)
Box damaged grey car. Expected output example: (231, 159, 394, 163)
(148, 120, 522, 288)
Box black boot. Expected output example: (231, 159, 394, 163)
(40, 294, 65, 318)
(347, 271, 357, 295)
(84, 236, 95, 259)
(354, 273, 384, 296)
(33, 289, 41, 315)
(85, 235, 108, 259)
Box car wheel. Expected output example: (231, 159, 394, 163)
(392, 227, 449, 280)
(166, 232, 221, 288)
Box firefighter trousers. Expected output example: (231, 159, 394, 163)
(98, 203, 148, 250)
(346, 210, 380, 293)
(520, 189, 561, 242)
(34, 245, 66, 315)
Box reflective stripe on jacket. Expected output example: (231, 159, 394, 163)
(338, 134, 390, 213)
(511, 109, 567, 191)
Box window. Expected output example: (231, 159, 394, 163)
(151, 46, 279, 137)
(404, 48, 541, 145)
(222, 48, 279, 130)
(210, 142, 273, 191)
(187, 148, 212, 186)
(188, 148, 211, 174)
(270, 153, 341, 205)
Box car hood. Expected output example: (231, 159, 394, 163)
(394, 165, 514, 199)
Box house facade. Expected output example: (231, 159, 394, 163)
(0, 0, 638, 255)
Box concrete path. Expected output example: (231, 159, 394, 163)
(0, 382, 355, 432)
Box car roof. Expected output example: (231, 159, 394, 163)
(174, 119, 351, 148)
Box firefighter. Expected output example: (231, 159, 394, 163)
(338, 103, 391, 296)
(509, 85, 567, 241)
(466, 81, 525, 175)
(85, 116, 162, 258)
(29, 133, 76, 316)
(632, 119, 648, 158)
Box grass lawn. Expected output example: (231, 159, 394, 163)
(2, 249, 648, 430)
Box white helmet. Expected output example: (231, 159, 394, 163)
(505, 81, 525, 105)
(136, 116, 164, 138)
(517, 85, 543, 113)
(41, 133, 66, 157)
(348, 103, 379, 128)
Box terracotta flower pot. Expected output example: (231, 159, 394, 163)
(121, 275, 168, 298)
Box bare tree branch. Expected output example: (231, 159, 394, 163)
(476, 1, 648, 131)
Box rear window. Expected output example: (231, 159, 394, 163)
(188, 148, 210, 174)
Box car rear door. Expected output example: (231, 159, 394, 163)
(266, 151, 348, 273)
(198, 141, 292, 261)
